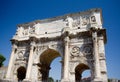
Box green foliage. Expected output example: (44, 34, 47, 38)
(0, 54, 6, 67)
(56, 80, 59, 82)
(48, 77, 54, 82)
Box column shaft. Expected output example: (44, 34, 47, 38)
(62, 36, 69, 81)
(25, 45, 34, 80)
(99, 37, 107, 71)
(98, 36, 108, 82)
(6, 45, 16, 79)
(92, 32, 101, 80)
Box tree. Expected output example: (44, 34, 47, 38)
(48, 77, 54, 82)
(0, 54, 6, 67)
(108, 79, 110, 82)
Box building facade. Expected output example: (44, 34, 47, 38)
(6, 8, 107, 82)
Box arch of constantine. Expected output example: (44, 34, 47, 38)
(5, 8, 107, 82)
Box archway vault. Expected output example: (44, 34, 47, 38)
(75, 63, 90, 82)
(40, 49, 61, 66)
(75, 63, 90, 74)
(38, 48, 61, 81)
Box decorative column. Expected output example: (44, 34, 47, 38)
(98, 36, 107, 72)
(61, 36, 70, 82)
(6, 42, 17, 80)
(92, 31, 101, 81)
(24, 41, 35, 81)
(98, 36, 108, 82)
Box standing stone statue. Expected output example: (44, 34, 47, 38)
(66, 16, 73, 28)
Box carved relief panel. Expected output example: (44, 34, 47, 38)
(63, 15, 96, 29)
(15, 48, 29, 65)
(81, 15, 90, 26)
(82, 44, 93, 55)
(72, 16, 81, 27)
(70, 44, 92, 57)
(70, 46, 80, 56)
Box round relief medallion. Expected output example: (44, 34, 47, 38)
(71, 46, 80, 56)
(83, 45, 92, 54)
(18, 52, 23, 58)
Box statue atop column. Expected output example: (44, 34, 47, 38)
(65, 16, 73, 28)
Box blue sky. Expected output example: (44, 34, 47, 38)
(0, 0, 120, 80)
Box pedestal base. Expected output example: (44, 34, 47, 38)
(61, 78, 69, 82)
(1, 79, 16, 82)
(23, 79, 31, 82)
(0, 79, 11, 82)
(92, 77, 102, 82)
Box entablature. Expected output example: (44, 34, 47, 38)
(12, 8, 104, 41)
(11, 28, 106, 44)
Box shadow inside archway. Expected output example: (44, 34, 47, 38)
(17, 66, 26, 82)
(75, 63, 91, 82)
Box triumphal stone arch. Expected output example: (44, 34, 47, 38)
(6, 8, 108, 82)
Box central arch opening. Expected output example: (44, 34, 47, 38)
(39, 49, 61, 81)
(17, 66, 26, 82)
(75, 63, 91, 82)
(49, 57, 61, 81)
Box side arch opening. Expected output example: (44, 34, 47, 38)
(75, 63, 91, 82)
(17, 66, 26, 81)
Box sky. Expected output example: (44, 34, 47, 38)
(0, 0, 120, 80)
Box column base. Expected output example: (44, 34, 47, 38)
(23, 79, 31, 82)
(92, 77, 102, 82)
(61, 78, 69, 82)
(4, 78, 13, 82)
(2, 79, 16, 82)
